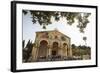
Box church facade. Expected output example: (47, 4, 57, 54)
(31, 29, 72, 62)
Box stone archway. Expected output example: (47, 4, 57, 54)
(51, 42, 59, 56)
(37, 40, 48, 59)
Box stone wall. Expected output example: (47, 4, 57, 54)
(32, 30, 72, 61)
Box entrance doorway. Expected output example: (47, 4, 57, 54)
(51, 42, 59, 57)
(52, 50, 57, 56)
(38, 40, 48, 59)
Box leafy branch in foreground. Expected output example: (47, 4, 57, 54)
(23, 10, 91, 33)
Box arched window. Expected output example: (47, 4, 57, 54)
(63, 43, 67, 47)
(40, 40, 48, 46)
(55, 35, 58, 39)
(53, 42, 59, 48)
(61, 36, 66, 41)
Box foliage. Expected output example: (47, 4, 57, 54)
(22, 40, 33, 62)
(83, 36, 87, 45)
(71, 44, 76, 49)
(83, 37, 87, 41)
(72, 45, 91, 56)
(22, 40, 25, 48)
(23, 10, 91, 33)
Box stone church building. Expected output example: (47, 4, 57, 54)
(31, 29, 72, 62)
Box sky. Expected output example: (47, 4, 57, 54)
(23, 11, 92, 47)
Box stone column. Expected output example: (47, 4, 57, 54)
(32, 47, 38, 62)
(58, 47, 62, 56)
(69, 39, 72, 57)
(65, 46, 68, 57)
(34, 46, 39, 61)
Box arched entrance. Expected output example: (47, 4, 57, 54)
(38, 40, 48, 59)
(51, 42, 59, 56)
